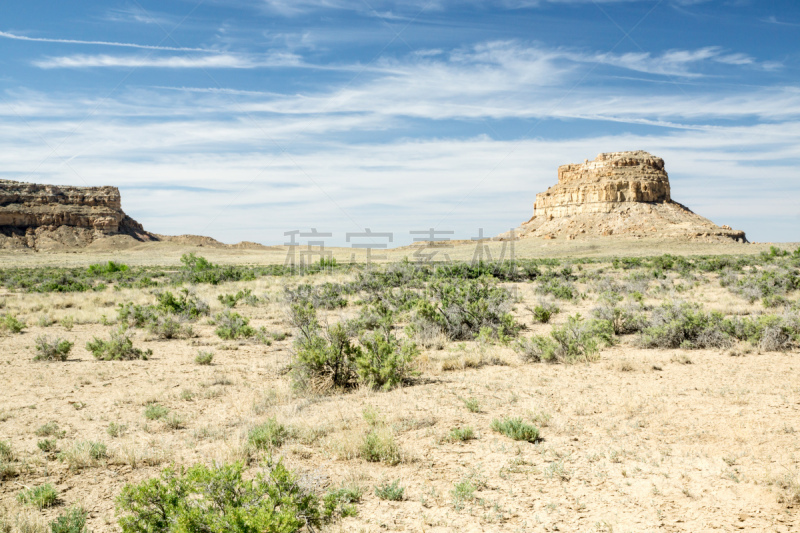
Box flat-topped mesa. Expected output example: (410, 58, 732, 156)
(534, 151, 671, 219)
(0, 179, 155, 250)
(503, 151, 747, 243)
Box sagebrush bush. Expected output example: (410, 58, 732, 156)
(490, 417, 540, 442)
(415, 278, 520, 340)
(321, 486, 362, 520)
(355, 331, 418, 391)
(86, 329, 151, 360)
(214, 310, 256, 340)
(88, 261, 129, 275)
(147, 315, 193, 340)
(37, 439, 57, 453)
(217, 288, 254, 308)
(35, 422, 65, 438)
(536, 278, 575, 300)
(529, 300, 560, 323)
(592, 300, 647, 335)
(117, 461, 325, 533)
(0, 314, 25, 334)
(515, 314, 612, 363)
(144, 404, 169, 420)
(49, 506, 89, 533)
(57, 441, 108, 470)
(639, 301, 732, 349)
(194, 350, 214, 365)
(722, 310, 799, 351)
(0, 441, 14, 462)
(289, 304, 360, 392)
(285, 282, 348, 309)
(248, 418, 290, 450)
(446, 426, 476, 442)
(360, 427, 401, 465)
(33, 336, 73, 362)
(17, 483, 57, 509)
(375, 480, 404, 501)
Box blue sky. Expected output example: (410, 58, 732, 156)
(1, 0, 798, 246)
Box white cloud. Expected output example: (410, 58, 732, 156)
(0, 30, 215, 53)
(32, 53, 302, 69)
(5, 37, 796, 243)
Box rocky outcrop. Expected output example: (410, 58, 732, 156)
(501, 151, 747, 242)
(0, 180, 156, 250)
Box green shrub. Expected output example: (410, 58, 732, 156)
(144, 404, 169, 420)
(355, 331, 418, 391)
(723, 311, 800, 351)
(147, 315, 193, 340)
(322, 486, 361, 519)
(35, 421, 65, 438)
(491, 417, 540, 442)
(34, 335, 74, 361)
(290, 305, 360, 392)
(214, 310, 256, 340)
(116, 461, 323, 533)
(178, 253, 257, 285)
(285, 283, 348, 310)
(530, 302, 559, 323)
(451, 479, 476, 508)
(592, 301, 647, 335)
(88, 261, 129, 275)
(360, 428, 401, 465)
(49, 506, 89, 533)
(536, 278, 575, 300)
(57, 441, 107, 471)
(0, 314, 25, 334)
(446, 426, 476, 442)
(463, 397, 480, 413)
(60, 315, 75, 330)
(639, 301, 732, 349)
(37, 439, 57, 453)
(17, 483, 57, 509)
(375, 480, 405, 501)
(194, 350, 214, 365)
(86, 329, 151, 360)
(248, 418, 290, 450)
(515, 314, 612, 363)
(156, 289, 209, 319)
(0, 440, 13, 461)
(217, 288, 254, 308)
(107, 422, 127, 438)
(117, 303, 159, 328)
(416, 278, 520, 340)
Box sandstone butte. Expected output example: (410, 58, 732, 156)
(499, 151, 747, 243)
(0, 180, 265, 251)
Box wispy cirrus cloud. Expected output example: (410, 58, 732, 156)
(32, 52, 303, 69)
(0, 30, 216, 53)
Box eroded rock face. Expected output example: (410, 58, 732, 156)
(502, 151, 747, 243)
(0, 180, 155, 250)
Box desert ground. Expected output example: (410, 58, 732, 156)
(1, 239, 799, 532)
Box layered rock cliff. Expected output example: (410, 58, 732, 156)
(0, 180, 155, 250)
(502, 151, 747, 242)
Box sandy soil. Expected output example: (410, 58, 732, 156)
(1, 251, 799, 532)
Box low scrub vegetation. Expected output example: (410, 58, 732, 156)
(116, 461, 338, 533)
(17, 483, 57, 509)
(33, 335, 73, 361)
(86, 329, 152, 360)
(490, 417, 540, 442)
(515, 314, 612, 363)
